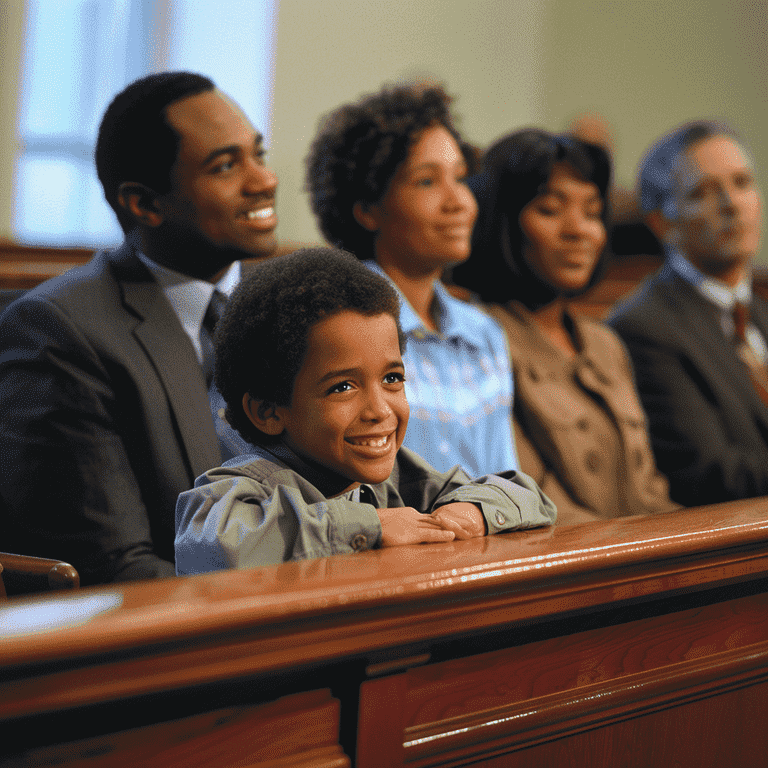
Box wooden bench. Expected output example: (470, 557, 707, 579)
(0, 241, 317, 290)
(2, 500, 768, 766)
(0, 552, 79, 598)
(4, 242, 767, 318)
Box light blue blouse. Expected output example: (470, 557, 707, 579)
(366, 262, 518, 478)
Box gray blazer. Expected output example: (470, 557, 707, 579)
(0, 242, 222, 584)
(609, 261, 768, 506)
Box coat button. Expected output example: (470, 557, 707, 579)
(495, 511, 506, 526)
(585, 451, 601, 473)
(577, 418, 589, 431)
(351, 534, 368, 551)
(528, 367, 540, 382)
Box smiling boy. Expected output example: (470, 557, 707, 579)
(174, 248, 556, 572)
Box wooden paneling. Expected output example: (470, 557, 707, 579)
(1, 690, 349, 768)
(359, 589, 768, 766)
(0, 243, 93, 288)
(2, 500, 768, 765)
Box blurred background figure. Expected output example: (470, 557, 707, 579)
(609, 121, 768, 506)
(451, 129, 678, 523)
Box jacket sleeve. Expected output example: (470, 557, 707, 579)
(430, 469, 557, 533)
(513, 417, 601, 524)
(391, 448, 556, 533)
(175, 472, 383, 573)
(0, 297, 176, 584)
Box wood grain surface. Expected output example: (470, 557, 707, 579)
(2, 498, 768, 766)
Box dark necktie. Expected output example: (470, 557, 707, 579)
(733, 302, 768, 407)
(201, 289, 227, 387)
(202, 290, 253, 459)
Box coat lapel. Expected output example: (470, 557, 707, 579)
(661, 268, 768, 415)
(108, 245, 222, 480)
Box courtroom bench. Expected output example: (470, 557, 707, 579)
(0, 240, 318, 290)
(0, 242, 94, 289)
(4, 242, 768, 318)
(2, 499, 768, 766)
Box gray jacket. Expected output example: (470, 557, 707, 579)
(175, 443, 556, 574)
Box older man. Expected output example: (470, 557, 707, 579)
(609, 121, 765, 506)
(0, 72, 278, 584)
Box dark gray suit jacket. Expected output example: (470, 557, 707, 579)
(608, 260, 768, 506)
(0, 243, 222, 584)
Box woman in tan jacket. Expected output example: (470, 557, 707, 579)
(451, 129, 678, 523)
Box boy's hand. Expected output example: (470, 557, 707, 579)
(431, 503, 486, 540)
(377, 507, 456, 547)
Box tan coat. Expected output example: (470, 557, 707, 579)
(487, 302, 678, 524)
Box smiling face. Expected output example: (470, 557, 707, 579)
(670, 135, 762, 283)
(273, 311, 409, 486)
(154, 89, 278, 278)
(518, 162, 606, 293)
(361, 124, 477, 277)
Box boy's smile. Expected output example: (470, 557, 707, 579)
(273, 311, 409, 486)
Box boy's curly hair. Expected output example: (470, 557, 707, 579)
(214, 247, 406, 446)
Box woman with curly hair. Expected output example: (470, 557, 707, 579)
(306, 84, 518, 478)
(451, 129, 678, 522)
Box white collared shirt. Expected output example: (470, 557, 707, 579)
(668, 249, 768, 364)
(137, 254, 241, 363)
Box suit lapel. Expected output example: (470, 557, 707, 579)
(662, 268, 768, 415)
(663, 271, 725, 344)
(108, 245, 222, 479)
(749, 295, 768, 341)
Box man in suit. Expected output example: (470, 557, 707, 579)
(0, 72, 278, 584)
(609, 121, 765, 506)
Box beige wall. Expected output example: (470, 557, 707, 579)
(538, 0, 767, 204)
(271, 0, 768, 262)
(0, 1, 26, 241)
(270, 0, 548, 247)
(2, 0, 767, 259)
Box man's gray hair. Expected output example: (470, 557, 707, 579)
(638, 120, 737, 218)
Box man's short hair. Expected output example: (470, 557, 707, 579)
(214, 247, 406, 446)
(95, 71, 216, 233)
(306, 83, 476, 260)
(638, 120, 738, 218)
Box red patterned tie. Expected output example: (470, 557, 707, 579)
(733, 302, 768, 406)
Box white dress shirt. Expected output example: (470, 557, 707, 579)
(668, 249, 768, 365)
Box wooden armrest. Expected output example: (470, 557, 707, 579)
(0, 552, 80, 594)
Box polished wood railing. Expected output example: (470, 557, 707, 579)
(2, 499, 768, 766)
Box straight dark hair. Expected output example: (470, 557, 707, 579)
(451, 129, 611, 309)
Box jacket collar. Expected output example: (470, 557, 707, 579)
(260, 441, 358, 498)
(365, 261, 487, 349)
